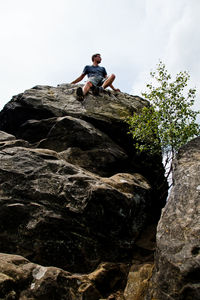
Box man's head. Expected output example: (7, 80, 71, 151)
(91, 53, 101, 63)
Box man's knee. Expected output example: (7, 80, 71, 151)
(83, 81, 93, 95)
(110, 74, 116, 80)
(86, 81, 93, 87)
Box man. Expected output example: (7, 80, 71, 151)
(71, 53, 120, 101)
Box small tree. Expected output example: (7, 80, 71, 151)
(127, 61, 200, 183)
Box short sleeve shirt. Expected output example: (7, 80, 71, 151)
(83, 65, 107, 78)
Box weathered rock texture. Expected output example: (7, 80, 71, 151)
(0, 84, 167, 212)
(0, 84, 167, 298)
(148, 137, 200, 300)
(124, 263, 154, 300)
(0, 253, 128, 299)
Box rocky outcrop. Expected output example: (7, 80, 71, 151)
(0, 84, 167, 213)
(0, 84, 148, 142)
(0, 85, 146, 179)
(148, 137, 200, 299)
(0, 253, 128, 299)
(0, 84, 167, 298)
(0, 134, 152, 273)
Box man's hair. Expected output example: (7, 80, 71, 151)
(91, 53, 100, 62)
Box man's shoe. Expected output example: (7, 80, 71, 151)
(92, 86, 100, 96)
(99, 86, 105, 93)
(76, 87, 84, 102)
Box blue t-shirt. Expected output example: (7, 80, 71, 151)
(83, 65, 107, 78)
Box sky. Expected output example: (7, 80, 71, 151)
(0, 0, 200, 116)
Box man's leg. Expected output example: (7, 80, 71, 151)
(102, 74, 116, 89)
(76, 81, 93, 101)
(83, 81, 93, 95)
(83, 81, 101, 96)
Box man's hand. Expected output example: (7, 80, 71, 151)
(110, 84, 121, 92)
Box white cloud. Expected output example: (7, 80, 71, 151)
(131, 1, 200, 110)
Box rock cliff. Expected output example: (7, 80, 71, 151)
(148, 137, 200, 300)
(0, 84, 167, 299)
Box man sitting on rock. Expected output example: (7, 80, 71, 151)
(71, 53, 120, 101)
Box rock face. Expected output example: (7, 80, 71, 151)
(0, 139, 151, 273)
(124, 263, 154, 300)
(0, 84, 167, 298)
(0, 253, 128, 299)
(149, 137, 200, 299)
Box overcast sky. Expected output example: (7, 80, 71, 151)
(0, 0, 200, 115)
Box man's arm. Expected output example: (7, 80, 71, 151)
(71, 73, 86, 84)
(110, 84, 121, 92)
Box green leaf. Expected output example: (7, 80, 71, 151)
(127, 61, 200, 181)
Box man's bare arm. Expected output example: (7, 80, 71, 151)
(71, 74, 85, 84)
(110, 84, 121, 92)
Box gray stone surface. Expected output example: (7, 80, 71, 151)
(0, 130, 16, 141)
(0, 84, 149, 135)
(149, 137, 200, 299)
(0, 142, 152, 273)
(0, 83, 168, 298)
(24, 115, 128, 177)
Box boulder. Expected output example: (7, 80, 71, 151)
(0, 84, 149, 136)
(0, 135, 152, 273)
(19, 115, 129, 177)
(0, 253, 128, 299)
(149, 137, 200, 299)
(0, 84, 168, 297)
(0, 85, 148, 177)
(0, 84, 167, 211)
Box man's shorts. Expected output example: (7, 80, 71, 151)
(87, 76, 106, 87)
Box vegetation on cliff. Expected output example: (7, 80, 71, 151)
(127, 61, 200, 181)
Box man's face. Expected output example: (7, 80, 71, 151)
(94, 54, 102, 63)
